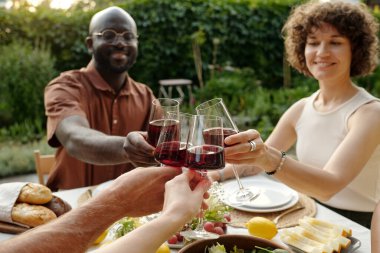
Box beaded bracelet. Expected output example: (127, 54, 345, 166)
(266, 151, 287, 176)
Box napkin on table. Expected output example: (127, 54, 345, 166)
(0, 182, 30, 227)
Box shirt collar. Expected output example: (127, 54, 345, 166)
(82, 60, 135, 96)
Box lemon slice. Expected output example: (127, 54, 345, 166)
(156, 243, 170, 253)
(93, 229, 108, 245)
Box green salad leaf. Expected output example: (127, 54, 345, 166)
(204, 194, 232, 221)
(189, 190, 232, 229)
(207, 242, 227, 253)
(206, 244, 290, 253)
(231, 245, 244, 253)
(112, 217, 140, 239)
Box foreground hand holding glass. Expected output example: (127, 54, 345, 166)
(196, 98, 260, 206)
(180, 115, 225, 240)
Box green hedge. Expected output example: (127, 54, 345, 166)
(0, 41, 57, 141)
(0, 0, 294, 142)
(1, 0, 380, 142)
(0, 0, 292, 90)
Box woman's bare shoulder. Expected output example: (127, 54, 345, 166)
(283, 97, 308, 119)
(350, 100, 380, 133)
(355, 100, 380, 119)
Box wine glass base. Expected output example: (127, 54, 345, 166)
(180, 230, 219, 240)
(224, 188, 261, 206)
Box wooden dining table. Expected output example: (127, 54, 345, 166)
(0, 174, 371, 252)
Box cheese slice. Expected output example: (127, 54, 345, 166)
(280, 217, 352, 253)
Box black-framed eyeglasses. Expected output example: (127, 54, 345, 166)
(93, 29, 138, 44)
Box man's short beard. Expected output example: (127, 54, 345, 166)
(94, 54, 132, 74)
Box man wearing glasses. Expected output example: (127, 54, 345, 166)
(44, 7, 157, 191)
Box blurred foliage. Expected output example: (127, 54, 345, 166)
(0, 41, 57, 141)
(0, 0, 294, 145)
(0, 0, 292, 91)
(0, 138, 54, 178)
(193, 68, 259, 114)
(192, 68, 317, 139)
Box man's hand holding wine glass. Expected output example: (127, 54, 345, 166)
(123, 131, 157, 167)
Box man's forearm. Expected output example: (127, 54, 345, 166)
(0, 198, 122, 253)
(56, 116, 129, 165)
(67, 133, 128, 165)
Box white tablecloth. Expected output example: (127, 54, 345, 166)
(0, 175, 371, 252)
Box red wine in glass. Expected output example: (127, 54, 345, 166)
(203, 127, 238, 147)
(186, 145, 225, 170)
(196, 98, 259, 205)
(154, 141, 187, 167)
(147, 119, 179, 147)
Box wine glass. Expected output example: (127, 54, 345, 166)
(196, 98, 259, 205)
(180, 115, 224, 240)
(147, 98, 180, 147)
(154, 112, 194, 167)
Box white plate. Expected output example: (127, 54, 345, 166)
(168, 241, 185, 249)
(221, 178, 299, 213)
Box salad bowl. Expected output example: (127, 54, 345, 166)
(178, 234, 290, 253)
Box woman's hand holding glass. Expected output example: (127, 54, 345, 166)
(162, 170, 211, 224)
(196, 98, 260, 205)
(223, 129, 264, 164)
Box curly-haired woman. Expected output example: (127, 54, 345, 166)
(211, 0, 380, 228)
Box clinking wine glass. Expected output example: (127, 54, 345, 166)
(147, 98, 180, 147)
(180, 115, 225, 240)
(154, 113, 194, 167)
(196, 98, 260, 206)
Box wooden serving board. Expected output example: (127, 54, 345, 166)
(0, 221, 28, 234)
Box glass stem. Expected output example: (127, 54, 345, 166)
(231, 164, 245, 191)
(195, 169, 207, 231)
(231, 129, 246, 192)
(195, 208, 205, 231)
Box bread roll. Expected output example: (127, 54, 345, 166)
(17, 183, 52, 205)
(11, 203, 57, 227)
(43, 195, 72, 217)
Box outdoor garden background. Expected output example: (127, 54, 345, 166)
(1, 0, 380, 179)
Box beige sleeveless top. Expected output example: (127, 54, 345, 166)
(296, 87, 380, 212)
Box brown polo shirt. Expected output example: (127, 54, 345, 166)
(44, 60, 155, 191)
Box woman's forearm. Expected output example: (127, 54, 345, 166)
(372, 203, 380, 253)
(94, 213, 185, 253)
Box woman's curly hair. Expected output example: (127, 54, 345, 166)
(282, 0, 379, 77)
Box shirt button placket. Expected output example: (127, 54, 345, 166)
(111, 98, 119, 135)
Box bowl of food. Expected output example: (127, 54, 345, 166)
(178, 234, 290, 253)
